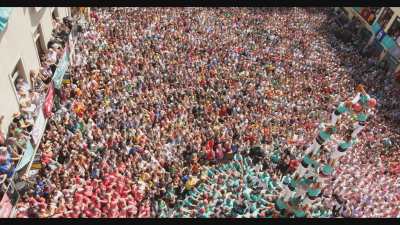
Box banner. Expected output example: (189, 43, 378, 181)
(31, 109, 46, 145)
(15, 141, 34, 172)
(52, 49, 70, 89)
(43, 83, 54, 118)
(0, 193, 12, 218)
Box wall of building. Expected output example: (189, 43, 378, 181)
(0, 7, 70, 134)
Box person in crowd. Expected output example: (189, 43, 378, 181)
(9, 7, 400, 218)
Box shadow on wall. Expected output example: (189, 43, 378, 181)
(28, 7, 47, 28)
(1, 8, 47, 44)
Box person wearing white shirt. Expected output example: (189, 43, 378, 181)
(47, 47, 58, 65)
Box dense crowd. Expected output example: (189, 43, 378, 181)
(11, 7, 400, 218)
(0, 16, 73, 193)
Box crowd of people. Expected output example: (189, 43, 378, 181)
(0, 15, 74, 194)
(11, 7, 400, 218)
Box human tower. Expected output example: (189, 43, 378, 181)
(275, 84, 377, 217)
(161, 84, 377, 218)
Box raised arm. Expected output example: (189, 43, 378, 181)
(351, 92, 361, 104)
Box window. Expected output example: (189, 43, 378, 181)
(52, 8, 59, 20)
(387, 16, 400, 45)
(377, 7, 394, 29)
(33, 24, 46, 64)
(9, 59, 28, 103)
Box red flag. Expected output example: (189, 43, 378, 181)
(43, 83, 54, 118)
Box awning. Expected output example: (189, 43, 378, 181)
(0, 8, 12, 32)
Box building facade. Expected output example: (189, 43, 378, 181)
(337, 7, 400, 73)
(0, 7, 71, 134)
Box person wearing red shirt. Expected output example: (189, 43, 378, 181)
(219, 106, 227, 117)
(206, 149, 215, 162)
(263, 127, 270, 138)
(91, 195, 101, 210)
(138, 201, 151, 218)
(288, 158, 300, 174)
(215, 145, 224, 161)
(206, 139, 214, 150)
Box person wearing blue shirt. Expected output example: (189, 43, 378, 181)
(0, 150, 14, 178)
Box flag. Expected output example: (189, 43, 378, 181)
(43, 84, 55, 118)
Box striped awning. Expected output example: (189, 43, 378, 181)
(0, 7, 12, 32)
